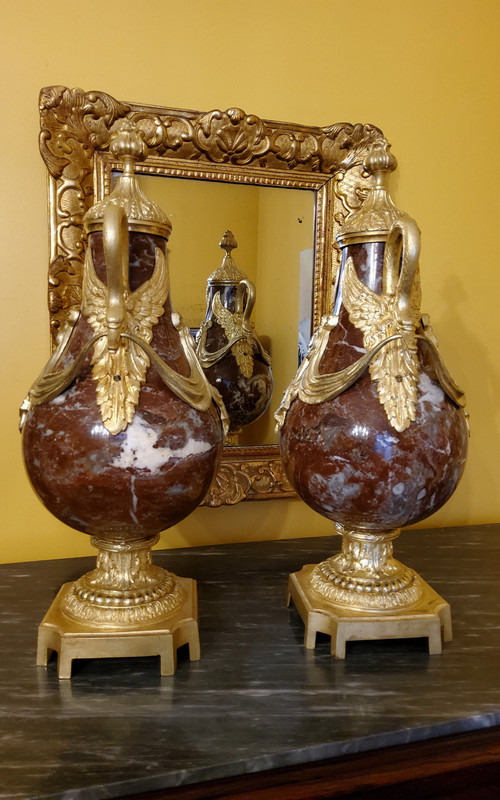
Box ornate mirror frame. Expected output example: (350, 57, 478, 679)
(39, 85, 384, 506)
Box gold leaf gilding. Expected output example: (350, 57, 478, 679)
(212, 291, 255, 379)
(82, 246, 168, 434)
(341, 256, 420, 432)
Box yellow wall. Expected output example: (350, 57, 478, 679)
(139, 176, 261, 330)
(249, 186, 315, 445)
(2, 0, 499, 563)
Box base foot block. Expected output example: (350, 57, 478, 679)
(288, 565, 452, 658)
(37, 575, 200, 678)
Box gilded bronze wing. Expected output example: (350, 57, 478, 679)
(213, 291, 254, 378)
(82, 246, 169, 435)
(341, 257, 420, 432)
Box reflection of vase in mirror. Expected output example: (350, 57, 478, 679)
(276, 140, 468, 657)
(20, 120, 226, 676)
(131, 176, 316, 447)
(196, 230, 273, 444)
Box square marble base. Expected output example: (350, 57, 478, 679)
(37, 575, 200, 678)
(288, 565, 452, 658)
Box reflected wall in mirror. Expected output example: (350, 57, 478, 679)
(121, 174, 315, 446)
(40, 85, 384, 505)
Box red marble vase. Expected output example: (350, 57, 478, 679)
(277, 141, 468, 637)
(20, 122, 224, 636)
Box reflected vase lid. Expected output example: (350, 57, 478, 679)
(207, 230, 248, 286)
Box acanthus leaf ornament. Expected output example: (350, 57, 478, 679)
(270, 131, 319, 170)
(130, 113, 194, 156)
(202, 451, 294, 507)
(232, 338, 255, 380)
(195, 108, 270, 164)
(39, 86, 131, 180)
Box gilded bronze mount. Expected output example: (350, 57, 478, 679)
(287, 524, 452, 658)
(37, 535, 201, 678)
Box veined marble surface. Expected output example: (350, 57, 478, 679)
(1, 525, 500, 799)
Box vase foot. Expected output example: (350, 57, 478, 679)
(36, 575, 200, 679)
(287, 565, 452, 658)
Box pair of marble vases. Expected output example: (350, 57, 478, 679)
(276, 141, 468, 657)
(21, 122, 228, 678)
(22, 128, 467, 675)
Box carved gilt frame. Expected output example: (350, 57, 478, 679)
(39, 85, 384, 506)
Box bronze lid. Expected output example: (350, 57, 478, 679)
(207, 230, 248, 285)
(336, 140, 413, 247)
(83, 119, 172, 239)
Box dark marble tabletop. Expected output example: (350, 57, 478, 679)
(1, 524, 500, 799)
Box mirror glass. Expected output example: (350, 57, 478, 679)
(114, 172, 315, 445)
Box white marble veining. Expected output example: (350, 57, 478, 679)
(111, 414, 211, 473)
(417, 371, 445, 408)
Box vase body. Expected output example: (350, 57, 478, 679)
(22, 229, 223, 542)
(279, 240, 468, 532)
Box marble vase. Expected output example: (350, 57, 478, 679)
(276, 140, 468, 656)
(20, 121, 226, 676)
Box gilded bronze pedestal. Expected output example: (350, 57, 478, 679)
(37, 577, 200, 679)
(36, 537, 200, 678)
(287, 528, 452, 658)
